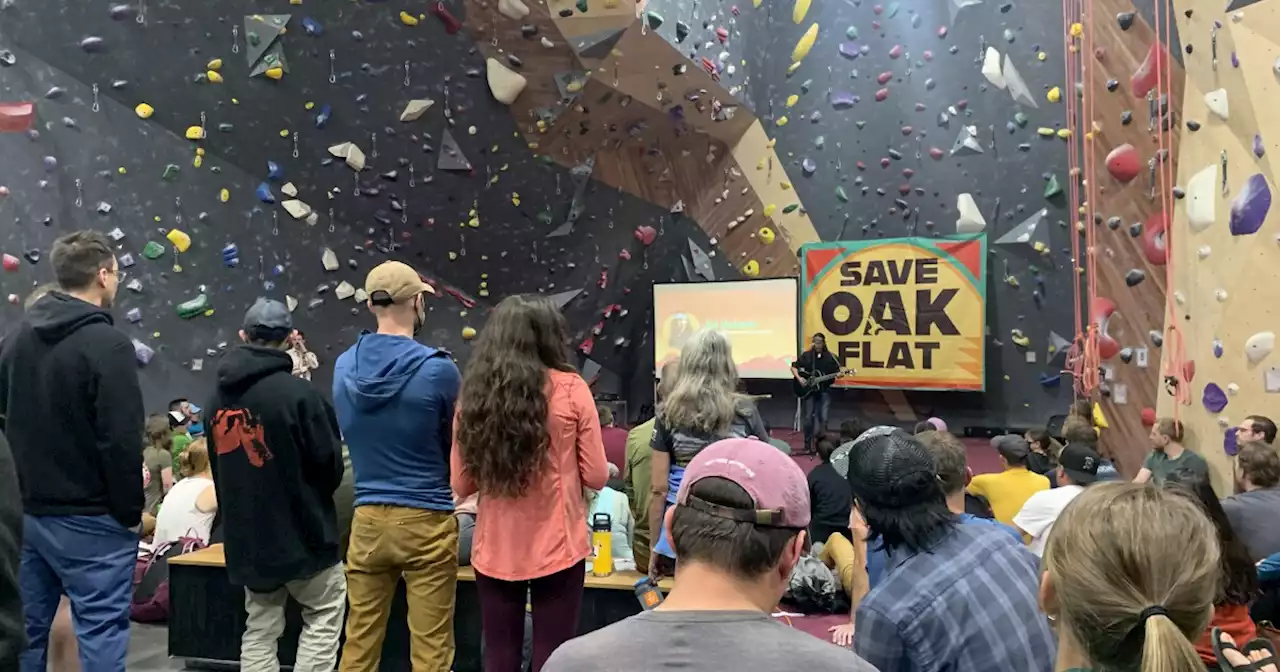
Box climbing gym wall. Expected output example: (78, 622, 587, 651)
(1081, 0, 1182, 476)
(1162, 0, 1278, 494)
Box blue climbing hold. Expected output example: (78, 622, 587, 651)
(256, 182, 276, 204)
(222, 243, 240, 267)
(315, 103, 332, 129)
(1038, 373, 1062, 387)
(267, 161, 283, 181)
(302, 17, 323, 35)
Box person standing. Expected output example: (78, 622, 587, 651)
(333, 261, 462, 672)
(207, 299, 346, 672)
(791, 333, 841, 454)
(0, 231, 144, 671)
(1135, 418, 1209, 486)
(451, 295, 608, 672)
(622, 360, 678, 572)
(598, 406, 628, 474)
(0, 431, 22, 670)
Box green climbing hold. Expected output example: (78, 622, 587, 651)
(836, 186, 849, 202)
(141, 241, 165, 260)
(1044, 174, 1063, 199)
(176, 293, 210, 319)
(1013, 111, 1028, 127)
(845, 26, 858, 39)
(646, 11, 664, 29)
(782, 203, 799, 214)
(576, 0, 588, 12)
(247, 31, 260, 46)
(162, 163, 180, 180)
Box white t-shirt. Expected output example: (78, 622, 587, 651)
(153, 475, 216, 547)
(1013, 484, 1084, 556)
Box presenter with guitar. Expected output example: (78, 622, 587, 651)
(792, 333, 852, 455)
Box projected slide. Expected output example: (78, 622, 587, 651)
(653, 278, 799, 379)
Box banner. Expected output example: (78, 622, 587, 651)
(799, 235, 987, 391)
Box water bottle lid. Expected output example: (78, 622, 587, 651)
(592, 513, 612, 530)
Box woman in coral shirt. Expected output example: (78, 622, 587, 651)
(451, 295, 608, 672)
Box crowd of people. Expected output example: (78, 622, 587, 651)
(1, 230, 1280, 672)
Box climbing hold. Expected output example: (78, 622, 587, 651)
(1116, 11, 1134, 29)
(264, 66, 284, 80)
(321, 248, 339, 272)
(1204, 89, 1229, 120)
(956, 193, 986, 233)
(981, 47, 1005, 88)
(1203, 383, 1229, 412)
(645, 11, 664, 29)
(742, 260, 760, 277)
(1186, 163, 1218, 231)
(282, 200, 313, 220)
(1230, 174, 1272, 236)
(498, 0, 530, 19)
(793, 0, 811, 22)
(1214, 338, 1225, 358)
(302, 17, 323, 35)
(874, 88, 889, 102)
(758, 227, 776, 244)
(791, 23, 819, 62)
(1044, 174, 1062, 198)
(256, 182, 276, 204)
(1131, 41, 1164, 98)
(1105, 144, 1141, 183)
(328, 142, 367, 171)
(135, 103, 154, 119)
(1245, 332, 1276, 364)
(1046, 86, 1061, 103)
(486, 58, 528, 105)
(400, 99, 435, 122)
(1010, 329, 1031, 348)
(80, 36, 106, 52)
(888, 44, 903, 59)
(1124, 269, 1145, 287)
(634, 225, 658, 246)
(222, 243, 240, 267)
(950, 126, 983, 156)
(399, 10, 420, 25)
(1, 254, 17, 272)
(141, 241, 165, 260)
(133, 340, 155, 366)
(460, 326, 478, 341)
(206, 70, 224, 84)
(176, 294, 210, 319)
(1254, 134, 1266, 159)
(335, 281, 356, 301)
(166, 229, 192, 253)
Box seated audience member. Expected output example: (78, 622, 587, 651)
(1052, 421, 1119, 485)
(966, 434, 1049, 528)
(808, 434, 853, 546)
(912, 421, 935, 435)
(1223, 441, 1280, 562)
(838, 420, 867, 449)
(143, 413, 174, 516)
(544, 438, 878, 672)
(1067, 399, 1093, 425)
(847, 428, 1053, 671)
(1024, 428, 1061, 476)
(168, 409, 193, 475)
(1237, 415, 1278, 445)
(1013, 442, 1100, 556)
(624, 361, 677, 573)
(1163, 469, 1259, 666)
(170, 398, 203, 436)
(456, 493, 477, 567)
(153, 439, 217, 547)
(598, 405, 628, 482)
(1042, 482, 1222, 672)
(587, 465, 635, 567)
(1136, 418, 1209, 486)
(917, 431, 1021, 542)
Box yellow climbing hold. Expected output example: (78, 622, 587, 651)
(206, 70, 224, 84)
(166, 229, 192, 253)
(757, 158, 766, 170)
(1092, 402, 1110, 429)
(207, 59, 222, 71)
(135, 103, 154, 119)
(196, 148, 205, 156)
(758, 227, 776, 244)
(265, 67, 284, 80)
(193, 154, 203, 168)
(1046, 86, 1061, 103)
(184, 126, 206, 140)
(780, 181, 792, 190)
(219, 188, 230, 203)
(1069, 22, 1083, 37)
(776, 116, 789, 126)
(304, 101, 315, 110)
(753, 0, 762, 6)
(1037, 51, 1047, 61)
(766, 138, 777, 149)
(792, 0, 810, 23)
(448, 251, 458, 260)
(787, 61, 802, 74)
(462, 326, 477, 340)
(565, 79, 584, 93)
(763, 204, 777, 217)
(1010, 329, 1031, 348)
(785, 94, 799, 107)
(279, 129, 290, 138)
(791, 23, 819, 63)
(511, 193, 521, 206)
(1056, 128, 1072, 139)
(742, 260, 760, 277)
(1037, 127, 1055, 136)
(400, 10, 420, 25)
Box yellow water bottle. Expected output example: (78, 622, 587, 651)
(591, 513, 614, 577)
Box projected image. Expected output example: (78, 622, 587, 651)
(654, 278, 799, 379)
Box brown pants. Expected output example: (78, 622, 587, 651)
(340, 505, 459, 672)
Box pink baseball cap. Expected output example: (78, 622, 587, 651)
(675, 438, 811, 529)
(927, 417, 948, 432)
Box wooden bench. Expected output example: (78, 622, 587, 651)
(168, 544, 670, 671)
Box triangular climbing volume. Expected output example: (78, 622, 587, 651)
(437, 130, 472, 171)
(571, 28, 628, 60)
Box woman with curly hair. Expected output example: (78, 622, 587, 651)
(451, 295, 607, 672)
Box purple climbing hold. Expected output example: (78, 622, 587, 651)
(126, 307, 142, 323)
(802, 157, 817, 175)
(839, 42, 861, 59)
(133, 339, 155, 365)
(830, 92, 857, 109)
(1213, 338, 1224, 358)
(1254, 133, 1265, 158)
(1202, 383, 1228, 413)
(42, 156, 57, 171)
(1229, 173, 1272, 236)
(1231, 52, 1239, 68)
(1224, 426, 1240, 456)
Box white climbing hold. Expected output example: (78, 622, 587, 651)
(321, 247, 339, 271)
(1197, 245, 1211, 259)
(282, 199, 312, 220)
(305, 211, 319, 227)
(486, 58, 528, 105)
(1002, 54, 1037, 108)
(956, 193, 987, 233)
(1174, 290, 1186, 304)
(354, 288, 368, 303)
(1205, 88, 1229, 120)
(541, 37, 554, 48)
(1227, 382, 1240, 395)
(498, 0, 529, 19)
(328, 142, 366, 171)
(1215, 289, 1229, 302)
(1218, 415, 1231, 428)
(335, 281, 356, 300)
(1245, 331, 1276, 364)
(1186, 163, 1218, 231)
(399, 99, 435, 122)
(286, 295, 298, 312)
(281, 182, 298, 197)
(981, 47, 1006, 89)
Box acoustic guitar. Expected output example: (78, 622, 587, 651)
(792, 368, 855, 399)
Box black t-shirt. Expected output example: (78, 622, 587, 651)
(1027, 452, 1057, 476)
(807, 462, 853, 545)
(795, 349, 841, 389)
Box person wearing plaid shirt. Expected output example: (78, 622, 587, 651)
(845, 428, 1055, 672)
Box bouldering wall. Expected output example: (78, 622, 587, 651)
(1084, 0, 1183, 476)
(1162, 0, 1279, 494)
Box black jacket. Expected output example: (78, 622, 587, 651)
(207, 345, 344, 591)
(0, 432, 23, 669)
(0, 292, 145, 528)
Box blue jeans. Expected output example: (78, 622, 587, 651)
(19, 514, 138, 672)
(802, 389, 832, 449)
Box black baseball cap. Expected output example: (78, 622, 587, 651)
(1059, 442, 1101, 485)
(845, 427, 944, 509)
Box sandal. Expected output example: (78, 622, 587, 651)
(1215, 628, 1280, 672)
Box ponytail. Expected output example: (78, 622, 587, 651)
(1139, 612, 1204, 672)
(178, 438, 210, 478)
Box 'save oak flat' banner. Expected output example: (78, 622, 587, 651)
(799, 235, 987, 392)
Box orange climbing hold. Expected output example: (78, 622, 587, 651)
(0, 102, 35, 132)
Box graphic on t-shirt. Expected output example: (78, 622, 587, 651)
(211, 408, 273, 467)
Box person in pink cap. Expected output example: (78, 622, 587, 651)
(544, 438, 877, 671)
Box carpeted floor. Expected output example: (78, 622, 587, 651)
(773, 429, 1002, 476)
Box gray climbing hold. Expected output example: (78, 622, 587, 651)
(950, 126, 984, 156)
(548, 288, 583, 309)
(571, 27, 626, 59)
(438, 130, 472, 171)
(688, 239, 715, 281)
(1124, 269, 1146, 286)
(1117, 11, 1134, 30)
(995, 208, 1050, 250)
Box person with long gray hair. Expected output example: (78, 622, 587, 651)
(647, 330, 768, 578)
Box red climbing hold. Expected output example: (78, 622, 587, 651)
(877, 71, 893, 85)
(856, 161, 867, 170)
(898, 184, 911, 195)
(874, 88, 889, 102)
(929, 147, 944, 160)
(1140, 408, 1156, 426)
(880, 157, 891, 168)
(872, 3, 883, 14)
(902, 168, 914, 178)
(1183, 360, 1196, 383)
(1105, 143, 1141, 183)
(2, 254, 18, 272)
(888, 44, 903, 59)
(1131, 41, 1165, 98)
(618, 249, 632, 260)
(0, 102, 35, 133)
(923, 50, 933, 61)
(634, 225, 657, 246)
(1141, 210, 1168, 266)
(900, 125, 913, 135)
(1094, 47, 1106, 61)
(430, 2, 462, 34)
(937, 25, 948, 38)
(716, 27, 728, 42)
(956, 99, 968, 110)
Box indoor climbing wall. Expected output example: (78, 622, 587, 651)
(1163, 0, 1278, 495)
(1084, 0, 1182, 477)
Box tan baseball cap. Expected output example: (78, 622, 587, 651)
(364, 261, 434, 303)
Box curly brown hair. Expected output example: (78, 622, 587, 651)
(456, 295, 574, 498)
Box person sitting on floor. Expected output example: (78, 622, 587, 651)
(544, 437, 878, 672)
(142, 414, 174, 517)
(808, 434, 853, 548)
(153, 439, 217, 547)
(1024, 428, 1061, 476)
(1223, 441, 1280, 562)
(586, 464, 635, 569)
(1013, 442, 1100, 556)
(965, 434, 1049, 529)
(848, 428, 1054, 671)
(1136, 418, 1209, 486)
(917, 431, 1022, 543)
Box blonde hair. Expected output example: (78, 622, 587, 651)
(1044, 482, 1219, 672)
(177, 438, 210, 478)
(657, 330, 742, 435)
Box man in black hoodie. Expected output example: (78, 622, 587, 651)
(207, 298, 346, 671)
(0, 231, 145, 671)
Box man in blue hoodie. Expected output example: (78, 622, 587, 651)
(333, 261, 462, 672)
